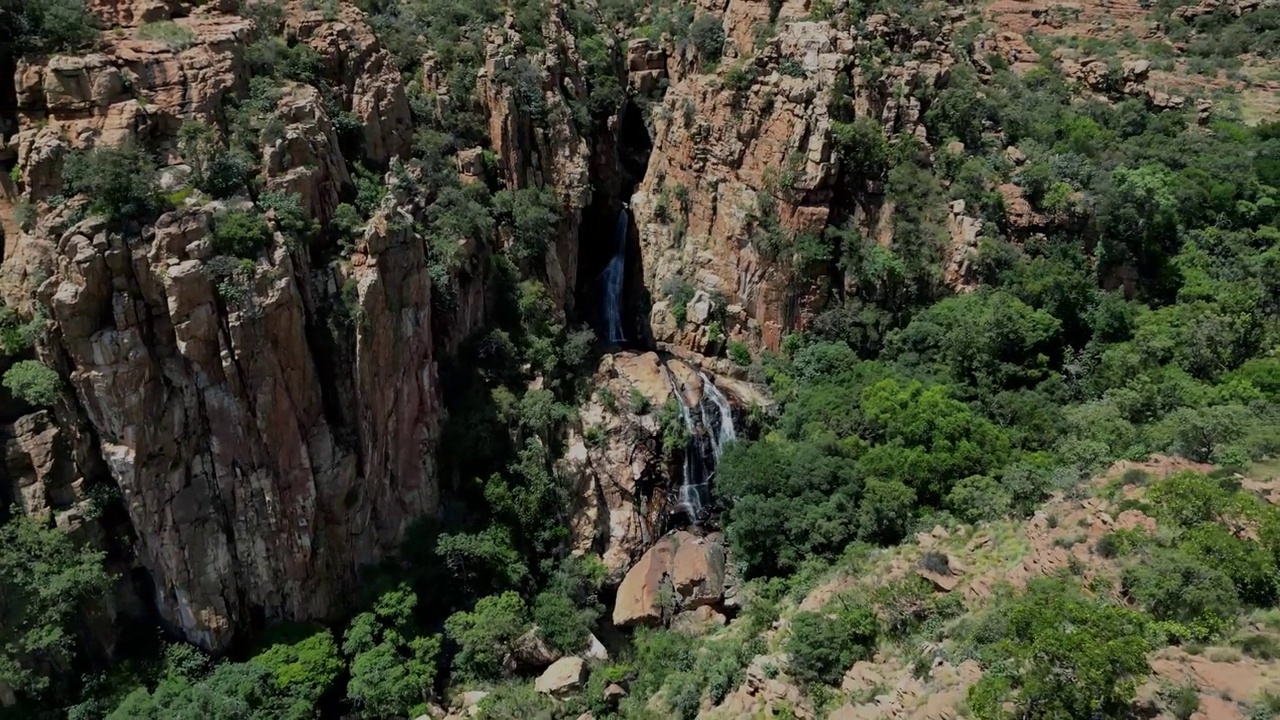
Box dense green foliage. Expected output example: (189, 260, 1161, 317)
(3, 360, 63, 407)
(785, 604, 878, 686)
(0, 515, 112, 698)
(61, 145, 160, 223)
(1, 0, 99, 59)
(963, 578, 1153, 720)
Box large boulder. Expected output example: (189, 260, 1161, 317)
(612, 532, 728, 627)
(535, 656, 587, 696)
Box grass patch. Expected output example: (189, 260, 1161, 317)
(137, 21, 197, 50)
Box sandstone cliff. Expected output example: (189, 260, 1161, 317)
(0, 0, 610, 651)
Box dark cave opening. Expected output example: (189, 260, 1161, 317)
(576, 99, 654, 348)
(0, 54, 16, 147)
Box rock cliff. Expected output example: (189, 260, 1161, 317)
(0, 0, 607, 651)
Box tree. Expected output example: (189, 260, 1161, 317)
(0, 514, 112, 698)
(966, 579, 1151, 719)
(341, 586, 442, 719)
(1151, 404, 1253, 463)
(1121, 548, 1239, 639)
(786, 604, 878, 686)
(885, 290, 1062, 393)
(210, 209, 272, 258)
(493, 186, 560, 262)
(688, 15, 725, 65)
(3, 360, 62, 406)
(2, 0, 99, 59)
(946, 474, 1012, 523)
(443, 591, 529, 681)
(61, 145, 159, 222)
(106, 662, 301, 720)
(251, 625, 342, 715)
(856, 477, 916, 544)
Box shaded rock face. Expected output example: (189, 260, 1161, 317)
(26, 168, 441, 649)
(0, 0, 452, 651)
(562, 351, 673, 581)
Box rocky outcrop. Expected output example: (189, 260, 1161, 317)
(2, 410, 86, 517)
(631, 11, 957, 351)
(472, 7, 595, 312)
(12, 13, 253, 201)
(0, 1, 458, 652)
(562, 351, 671, 580)
(283, 1, 413, 165)
(22, 171, 439, 648)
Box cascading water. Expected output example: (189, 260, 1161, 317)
(699, 371, 737, 462)
(599, 206, 629, 343)
(665, 366, 739, 527)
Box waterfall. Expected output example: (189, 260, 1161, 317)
(600, 206, 628, 343)
(665, 369, 704, 522)
(699, 371, 737, 462)
(664, 366, 739, 527)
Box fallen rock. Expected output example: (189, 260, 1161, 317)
(612, 531, 729, 626)
(510, 626, 560, 668)
(603, 683, 628, 704)
(670, 604, 727, 636)
(536, 656, 587, 696)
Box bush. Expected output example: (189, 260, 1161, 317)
(210, 209, 272, 258)
(1121, 548, 1239, 639)
(688, 15, 726, 65)
(722, 61, 757, 92)
(3, 0, 100, 57)
(444, 592, 528, 681)
(786, 604, 878, 685)
(61, 145, 159, 222)
(965, 579, 1151, 720)
(945, 474, 1012, 523)
(251, 625, 342, 711)
(3, 360, 62, 406)
(728, 341, 752, 367)
(493, 186, 560, 262)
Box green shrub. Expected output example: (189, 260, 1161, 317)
(1236, 633, 1280, 660)
(210, 209, 272, 258)
(259, 191, 316, 244)
(61, 145, 159, 222)
(444, 591, 528, 681)
(493, 186, 560, 262)
(1121, 548, 1239, 639)
(965, 579, 1151, 720)
(3, 0, 100, 57)
(728, 341, 751, 367)
(0, 304, 41, 356)
(945, 474, 1012, 523)
(1159, 683, 1200, 720)
(252, 625, 342, 709)
(722, 61, 757, 93)
(786, 604, 878, 686)
(3, 360, 62, 406)
(689, 15, 726, 66)
(628, 387, 650, 415)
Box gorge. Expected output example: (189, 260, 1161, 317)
(3, 0, 1280, 718)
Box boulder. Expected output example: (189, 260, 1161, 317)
(510, 627, 560, 668)
(603, 683, 628, 704)
(536, 656, 587, 696)
(671, 604, 728, 636)
(612, 531, 729, 627)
